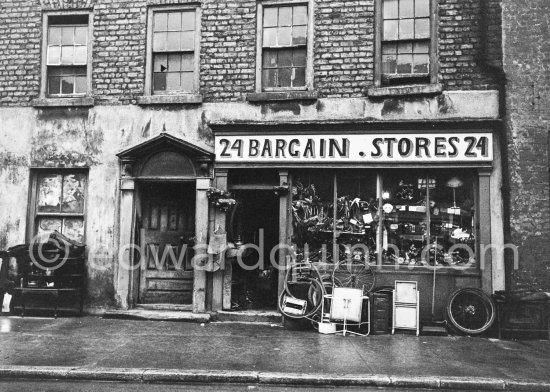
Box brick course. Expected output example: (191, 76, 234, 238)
(0, 0, 502, 105)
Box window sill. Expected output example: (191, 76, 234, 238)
(136, 94, 203, 106)
(31, 97, 95, 108)
(367, 83, 443, 98)
(246, 90, 318, 102)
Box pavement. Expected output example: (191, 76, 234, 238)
(0, 316, 549, 390)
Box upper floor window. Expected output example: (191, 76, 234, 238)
(378, 0, 434, 86)
(44, 14, 91, 97)
(146, 7, 200, 95)
(257, 2, 313, 92)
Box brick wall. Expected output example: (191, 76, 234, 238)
(0, 0, 501, 105)
(503, 0, 550, 291)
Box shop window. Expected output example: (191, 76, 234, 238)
(257, 2, 313, 91)
(147, 7, 200, 95)
(377, 0, 435, 86)
(29, 171, 88, 243)
(291, 169, 478, 270)
(44, 14, 91, 97)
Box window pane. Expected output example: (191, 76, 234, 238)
(264, 7, 278, 27)
(47, 46, 61, 65)
(262, 69, 278, 88)
(63, 218, 84, 243)
(74, 76, 86, 94)
(74, 46, 87, 64)
(382, 42, 397, 54)
(38, 175, 62, 212)
(413, 54, 429, 73)
(153, 32, 167, 51)
(181, 53, 194, 71)
(397, 54, 413, 73)
(180, 31, 194, 50)
(293, 5, 308, 25)
(415, 18, 430, 39)
(415, 0, 430, 17)
(168, 54, 181, 71)
(61, 77, 75, 94)
(398, 42, 413, 54)
(414, 41, 430, 53)
(153, 73, 167, 91)
(37, 218, 62, 243)
(399, 19, 414, 39)
(383, 20, 399, 40)
(278, 67, 291, 87)
(166, 31, 180, 51)
(399, 0, 414, 18)
(154, 12, 168, 32)
(62, 174, 86, 213)
(292, 25, 307, 45)
(167, 12, 182, 31)
(293, 49, 306, 67)
(48, 27, 62, 45)
(293, 67, 306, 87)
(61, 26, 74, 45)
(263, 49, 278, 68)
(61, 46, 74, 64)
(382, 55, 397, 73)
(181, 11, 195, 30)
(279, 7, 292, 26)
(277, 26, 292, 46)
(74, 26, 87, 45)
(278, 49, 292, 67)
(181, 72, 194, 91)
(48, 76, 61, 95)
(154, 54, 168, 72)
(263, 27, 277, 47)
(166, 72, 181, 91)
(383, 0, 398, 19)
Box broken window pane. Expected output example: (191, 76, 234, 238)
(399, 19, 414, 39)
(37, 218, 62, 242)
(38, 175, 62, 213)
(264, 7, 278, 27)
(63, 218, 84, 243)
(61, 77, 75, 94)
(415, 18, 430, 39)
(153, 73, 167, 91)
(154, 54, 168, 72)
(278, 7, 292, 26)
(384, 20, 399, 40)
(48, 76, 61, 95)
(383, 0, 399, 19)
(415, 0, 430, 17)
(413, 54, 429, 73)
(292, 25, 307, 45)
(293, 5, 308, 25)
(397, 53, 413, 73)
(154, 12, 168, 32)
(61, 174, 86, 213)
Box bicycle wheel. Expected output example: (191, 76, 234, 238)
(446, 288, 496, 335)
(332, 260, 375, 294)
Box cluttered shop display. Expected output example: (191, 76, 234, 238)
(292, 169, 477, 268)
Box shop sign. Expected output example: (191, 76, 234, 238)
(215, 133, 493, 163)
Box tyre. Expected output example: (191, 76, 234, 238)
(446, 288, 496, 335)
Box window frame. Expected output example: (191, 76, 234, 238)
(145, 5, 202, 96)
(40, 11, 93, 99)
(27, 169, 89, 244)
(374, 0, 438, 88)
(255, 0, 314, 93)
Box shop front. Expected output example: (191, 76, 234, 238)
(211, 121, 504, 321)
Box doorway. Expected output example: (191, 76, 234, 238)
(230, 190, 279, 310)
(138, 182, 195, 304)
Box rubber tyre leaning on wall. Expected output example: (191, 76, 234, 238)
(446, 288, 496, 335)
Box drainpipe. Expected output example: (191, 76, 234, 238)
(478, 0, 511, 290)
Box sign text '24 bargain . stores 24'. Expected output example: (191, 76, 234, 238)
(215, 133, 494, 163)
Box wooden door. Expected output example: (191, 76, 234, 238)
(139, 182, 195, 304)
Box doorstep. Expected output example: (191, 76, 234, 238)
(214, 310, 282, 324)
(102, 308, 210, 323)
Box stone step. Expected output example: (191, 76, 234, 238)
(135, 303, 193, 312)
(421, 325, 449, 336)
(214, 310, 282, 324)
(103, 309, 210, 323)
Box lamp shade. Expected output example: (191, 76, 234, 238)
(446, 177, 464, 188)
